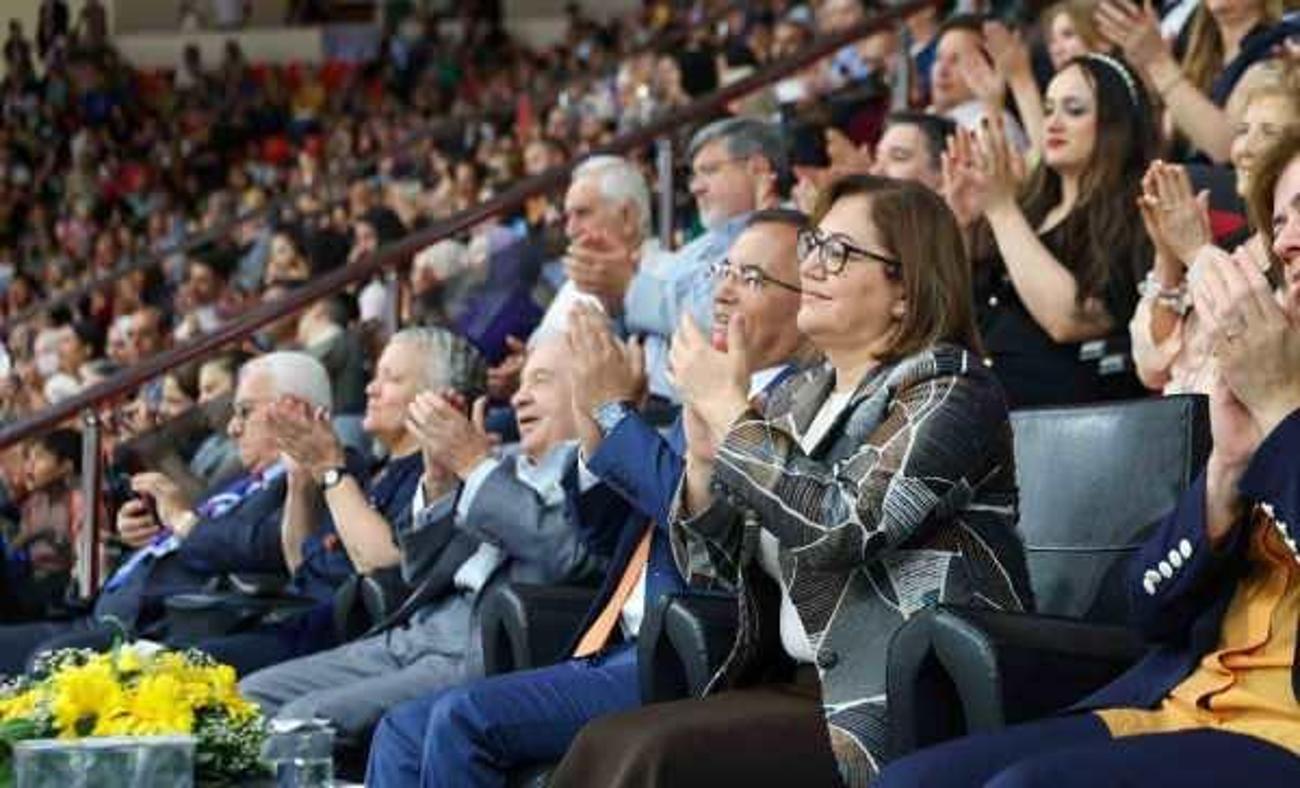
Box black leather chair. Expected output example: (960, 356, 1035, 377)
(886, 394, 1211, 756)
(476, 582, 733, 787)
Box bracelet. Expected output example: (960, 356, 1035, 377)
(1137, 271, 1192, 316)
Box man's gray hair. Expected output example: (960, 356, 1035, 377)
(571, 155, 652, 238)
(241, 351, 332, 410)
(687, 117, 787, 177)
(388, 326, 488, 400)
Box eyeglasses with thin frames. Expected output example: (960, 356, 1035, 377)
(709, 259, 802, 294)
(796, 227, 901, 277)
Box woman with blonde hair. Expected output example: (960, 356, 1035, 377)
(1131, 63, 1300, 394)
(1096, 0, 1294, 162)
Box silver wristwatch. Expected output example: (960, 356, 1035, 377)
(592, 400, 635, 437)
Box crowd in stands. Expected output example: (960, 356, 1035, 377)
(1, 0, 1300, 784)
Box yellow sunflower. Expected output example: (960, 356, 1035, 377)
(50, 662, 124, 738)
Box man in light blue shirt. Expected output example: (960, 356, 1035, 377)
(622, 117, 786, 398)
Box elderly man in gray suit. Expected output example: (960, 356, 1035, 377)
(239, 335, 626, 743)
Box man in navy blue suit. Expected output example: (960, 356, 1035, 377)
(0, 351, 331, 676)
(366, 208, 819, 786)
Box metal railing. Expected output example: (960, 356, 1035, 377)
(0, 0, 932, 597)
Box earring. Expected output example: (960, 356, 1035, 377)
(891, 300, 907, 320)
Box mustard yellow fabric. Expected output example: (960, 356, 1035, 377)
(1097, 510, 1300, 754)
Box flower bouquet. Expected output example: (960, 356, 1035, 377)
(0, 644, 266, 787)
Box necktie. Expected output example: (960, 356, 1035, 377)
(572, 523, 652, 658)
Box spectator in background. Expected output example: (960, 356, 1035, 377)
(928, 15, 1030, 150)
(1043, 0, 1108, 72)
(297, 293, 368, 417)
(946, 54, 1156, 407)
(870, 111, 955, 190)
(1095, 0, 1293, 163)
(1, 429, 82, 623)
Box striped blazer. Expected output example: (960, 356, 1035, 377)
(671, 344, 1033, 785)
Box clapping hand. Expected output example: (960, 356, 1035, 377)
(564, 229, 639, 313)
(1138, 161, 1211, 267)
(1205, 252, 1300, 437)
(267, 398, 344, 480)
(407, 390, 493, 480)
(1095, 0, 1170, 71)
(668, 314, 750, 439)
(566, 301, 647, 417)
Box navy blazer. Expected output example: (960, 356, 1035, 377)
(568, 413, 688, 651)
(1080, 409, 1300, 710)
(95, 474, 289, 633)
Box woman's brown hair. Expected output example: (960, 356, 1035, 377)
(1247, 128, 1300, 270)
(814, 174, 983, 362)
(1182, 0, 1282, 95)
(1042, 0, 1107, 54)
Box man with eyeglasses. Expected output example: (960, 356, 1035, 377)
(364, 208, 819, 787)
(621, 117, 786, 405)
(0, 352, 324, 676)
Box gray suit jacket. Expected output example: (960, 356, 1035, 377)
(672, 344, 1032, 785)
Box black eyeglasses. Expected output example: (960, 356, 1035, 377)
(796, 227, 901, 277)
(709, 259, 803, 294)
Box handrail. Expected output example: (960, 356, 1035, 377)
(0, 0, 928, 452)
(0, 6, 725, 335)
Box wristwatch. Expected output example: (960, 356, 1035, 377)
(592, 400, 635, 437)
(318, 467, 349, 491)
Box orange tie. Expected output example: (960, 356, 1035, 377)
(573, 524, 653, 658)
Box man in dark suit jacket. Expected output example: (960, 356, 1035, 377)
(366, 209, 818, 785)
(0, 352, 330, 677)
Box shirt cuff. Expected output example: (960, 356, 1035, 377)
(455, 457, 501, 523)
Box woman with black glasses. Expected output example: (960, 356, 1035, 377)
(544, 175, 1033, 788)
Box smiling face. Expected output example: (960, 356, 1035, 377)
(1232, 95, 1298, 198)
(509, 338, 578, 461)
(1042, 64, 1099, 176)
(796, 194, 904, 357)
(711, 222, 805, 368)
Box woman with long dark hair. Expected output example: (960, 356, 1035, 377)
(946, 52, 1157, 407)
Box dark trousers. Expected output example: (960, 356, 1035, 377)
(549, 670, 842, 788)
(365, 643, 640, 788)
(0, 617, 111, 676)
(876, 712, 1300, 787)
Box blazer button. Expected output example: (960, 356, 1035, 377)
(817, 650, 839, 670)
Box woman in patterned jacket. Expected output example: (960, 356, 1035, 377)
(548, 174, 1034, 787)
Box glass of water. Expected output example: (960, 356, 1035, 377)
(261, 720, 335, 788)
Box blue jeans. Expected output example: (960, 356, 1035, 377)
(366, 644, 640, 788)
(877, 712, 1300, 787)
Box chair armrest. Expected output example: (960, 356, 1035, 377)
(638, 591, 738, 704)
(163, 592, 318, 647)
(887, 605, 1147, 757)
(226, 572, 292, 597)
(479, 584, 600, 676)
